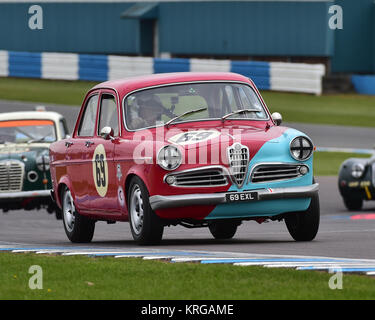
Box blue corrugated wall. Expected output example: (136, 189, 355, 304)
(1, 2, 333, 57)
(0, 3, 140, 54)
(0, 1, 373, 73)
(159, 1, 334, 57)
(332, 0, 375, 73)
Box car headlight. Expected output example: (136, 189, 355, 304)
(290, 136, 314, 161)
(351, 163, 365, 178)
(157, 145, 182, 171)
(36, 155, 50, 171)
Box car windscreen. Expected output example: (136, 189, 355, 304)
(0, 120, 57, 144)
(124, 82, 268, 130)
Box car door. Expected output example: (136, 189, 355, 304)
(67, 93, 99, 212)
(88, 90, 120, 214)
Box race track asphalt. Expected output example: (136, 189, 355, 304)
(1, 177, 375, 260)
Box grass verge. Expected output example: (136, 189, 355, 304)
(0, 77, 97, 106)
(262, 91, 375, 128)
(0, 252, 374, 300)
(1, 77, 375, 128)
(313, 152, 372, 176)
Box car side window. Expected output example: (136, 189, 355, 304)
(59, 119, 69, 138)
(98, 94, 119, 136)
(78, 95, 98, 137)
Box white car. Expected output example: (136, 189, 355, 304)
(0, 110, 69, 219)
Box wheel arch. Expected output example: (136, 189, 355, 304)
(55, 175, 74, 209)
(124, 166, 153, 202)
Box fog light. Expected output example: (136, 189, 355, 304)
(165, 175, 176, 185)
(27, 171, 38, 183)
(299, 166, 309, 175)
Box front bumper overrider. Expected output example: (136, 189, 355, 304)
(149, 183, 319, 211)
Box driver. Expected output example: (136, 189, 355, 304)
(130, 96, 164, 129)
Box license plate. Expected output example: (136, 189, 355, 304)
(226, 191, 258, 203)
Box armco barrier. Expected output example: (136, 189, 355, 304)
(352, 75, 375, 95)
(42, 52, 78, 80)
(0, 51, 8, 77)
(79, 54, 108, 82)
(0, 50, 325, 95)
(231, 61, 271, 90)
(8, 51, 41, 79)
(108, 56, 153, 80)
(270, 62, 325, 95)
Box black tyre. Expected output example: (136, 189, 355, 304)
(343, 196, 363, 211)
(128, 177, 164, 245)
(208, 221, 238, 239)
(285, 193, 320, 242)
(61, 186, 95, 243)
(55, 207, 63, 220)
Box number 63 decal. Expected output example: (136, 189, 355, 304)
(92, 144, 108, 197)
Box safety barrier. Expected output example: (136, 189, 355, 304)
(352, 75, 375, 95)
(0, 50, 325, 95)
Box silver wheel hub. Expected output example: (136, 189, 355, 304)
(63, 189, 76, 233)
(130, 185, 144, 235)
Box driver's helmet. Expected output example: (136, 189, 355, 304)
(138, 95, 164, 123)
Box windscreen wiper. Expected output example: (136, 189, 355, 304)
(27, 134, 51, 144)
(165, 107, 207, 128)
(221, 108, 260, 122)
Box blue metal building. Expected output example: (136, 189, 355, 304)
(0, 0, 374, 74)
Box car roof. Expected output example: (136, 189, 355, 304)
(91, 72, 253, 97)
(0, 111, 64, 123)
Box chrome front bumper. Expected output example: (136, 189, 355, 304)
(0, 190, 52, 199)
(149, 183, 319, 211)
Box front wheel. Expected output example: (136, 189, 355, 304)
(128, 177, 164, 245)
(285, 193, 320, 242)
(61, 186, 95, 243)
(343, 196, 363, 211)
(208, 221, 238, 239)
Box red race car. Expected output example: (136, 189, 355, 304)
(49, 72, 319, 244)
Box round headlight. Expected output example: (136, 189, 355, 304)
(36, 155, 50, 171)
(290, 136, 314, 161)
(157, 145, 182, 171)
(351, 163, 365, 178)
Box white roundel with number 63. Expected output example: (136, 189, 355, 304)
(92, 144, 108, 197)
(168, 130, 221, 145)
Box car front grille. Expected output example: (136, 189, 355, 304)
(227, 143, 249, 188)
(0, 161, 25, 192)
(250, 164, 307, 183)
(165, 167, 229, 187)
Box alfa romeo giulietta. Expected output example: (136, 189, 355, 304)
(49, 72, 319, 244)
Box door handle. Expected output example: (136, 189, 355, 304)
(85, 141, 95, 148)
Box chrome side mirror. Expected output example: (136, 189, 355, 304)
(271, 112, 282, 126)
(100, 126, 114, 140)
